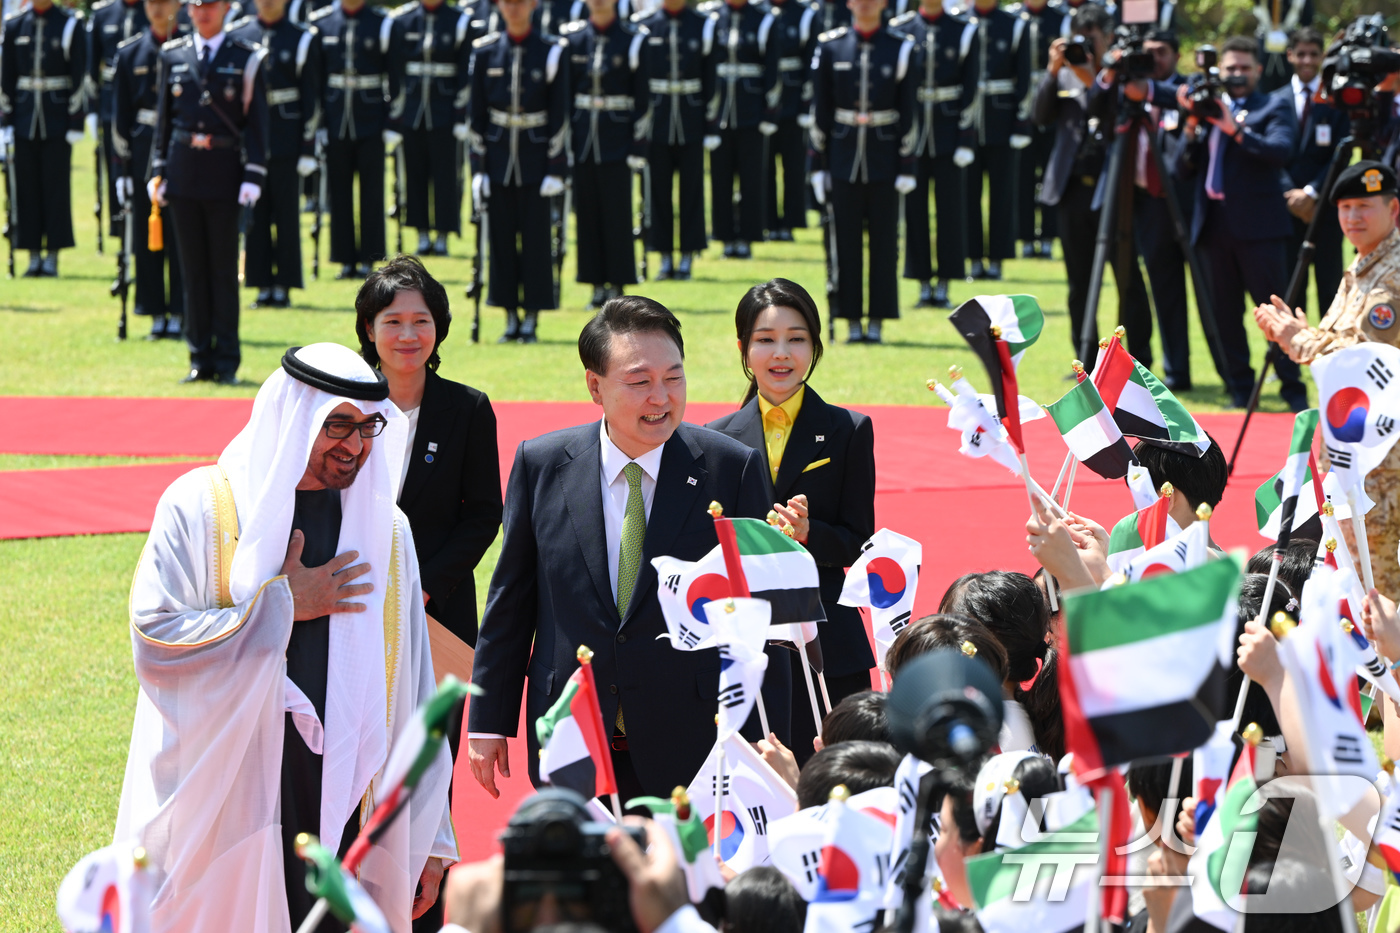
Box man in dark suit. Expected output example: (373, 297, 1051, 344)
(467, 297, 789, 802)
(1272, 27, 1348, 321)
(1174, 34, 1306, 411)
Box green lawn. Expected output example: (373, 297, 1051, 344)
(0, 142, 1341, 930)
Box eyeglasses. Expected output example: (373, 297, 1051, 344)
(321, 416, 387, 439)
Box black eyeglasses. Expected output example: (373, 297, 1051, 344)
(321, 416, 387, 439)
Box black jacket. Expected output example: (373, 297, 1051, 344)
(111, 29, 163, 179)
(962, 4, 1030, 147)
(387, 0, 472, 132)
(889, 8, 978, 159)
(309, 0, 395, 140)
(562, 16, 650, 164)
(707, 387, 877, 678)
(468, 421, 783, 795)
(1270, 80, 1349, 194)
(466, 27, 570, 187)
(88, 0, 148, 121)
(702, 0, 772, 132)
(811, 23, 918, 184)
(1, 3, 88, 140)
(633, 4, 718, 148)
(759, 0, 818, 122)
(228, 14, 319, 160)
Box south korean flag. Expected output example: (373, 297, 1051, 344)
(704, 597, 771, 742)
(1312, 343, 1400, 497)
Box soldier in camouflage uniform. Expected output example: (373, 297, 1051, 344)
(1255, 161, 1400, 598)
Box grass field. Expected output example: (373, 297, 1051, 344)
(0, 142, 1344, 929)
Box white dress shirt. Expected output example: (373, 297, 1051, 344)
(1291, 73, 1317, 124)
(193, 30, 226, 63)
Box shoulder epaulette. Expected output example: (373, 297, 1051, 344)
(390, 1, 419, 16)
(629, 8, 649, 22)
(226, 14, 254, 31)
(308, 4, 336, 20)
(91, 0, 117, 11)
(162, 35, 192, 50)
(472, 30, 500, 47)
(230, 35, 261, 51)
(818, 26, 847, 41)
(888, 10, 914, 26)
(560, 19, 587, 33)
(696, 0, 723, 12)
(116, 32, 143, 49)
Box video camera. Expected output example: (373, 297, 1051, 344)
(1106, 26, 1156, 81)
(1183, 45, 1225, 120)
(1319, 14, 1400, 153)
(499, 789, 646, 933)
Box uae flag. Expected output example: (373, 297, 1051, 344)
(1058, 557, 1241, 775)
(536, 662, 617, 800)
(1105, 495, 1178, 574)
(1046, 379, 1135, 479)
(1092, 337, 1210, 456)
(966, 807, 1101, 933)
(1185, 742, 1262, 930)
(1123, 517, 1210, 582)
(1263, 409, 1319, 552)
(949, 295, 1043, 445)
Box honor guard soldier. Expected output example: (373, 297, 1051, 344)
(230, 0, 318, 309)
(311, 0, 397, 279)
(633, 0, 716, 281)
(88, 0, 149, 248)
(534, 0, 572, 37)
(288, 0, 333, 25)
(703, 0, 770, 259)
(961, 0, 1029, 280)
(147, 0, 269, 384)
(1254, 0, 1312, 94)
(1, 0, 87, 277)
(758, 0, 816, 242)
(891, 0, 976, 309)
(817, 0, 848, 34)
(111, 0, 184, 338)
(467, 0, 569, 343)
(562, 0, 649, 310)
(1012, 0, 1064, 258)
(810, 0, 917, 343)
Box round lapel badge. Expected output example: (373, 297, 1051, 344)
(224, 82, 237, 101)
(425, 453, 434, 463)
(1370, 303, 1395, 330)
(172, 80, 184, 96)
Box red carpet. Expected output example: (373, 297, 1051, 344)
(0, 396, 1296, 860)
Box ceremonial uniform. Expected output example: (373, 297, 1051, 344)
(562, 15, 648, 298)
(112, 26, 184, 335)
(890, 6, 977, 306)
(759, 0, 817, 238)
(288, 0, 335, 26)
(633, 2, 716, 278)
(229, 12, 318, 305)
(1254, 0, 1312, 95)
(311, 0, 396, 276)
(703, 0, 771, 256)
(387, 0, 472, 253)
(961, 1, 1029, 277)
(88, 0, 149, 241)
(811, 21, 917, 331)
(466, 27, 570, 337)
(0, 0, 87, 274)
(149, 27, 269, 382)
(1011, 0, 1064, 256)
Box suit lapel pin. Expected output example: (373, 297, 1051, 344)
(427, 441, 438, 452)
(815, 435, 825, 442)
(686, 476, 697, 486)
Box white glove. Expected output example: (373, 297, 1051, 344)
(473, 172, 491, 206)
(626, 155, 647, 171)
(894, 174, 916, 195)
(238, 182, 262, 206)
(85, 112, 99, 138)
(1009, 134, 1031, 149)
(703, 134, 721, 151)
(296, 156, 318, 177)
(953, 146, 975, 168)
(453, 122, 470, 141)
(539, 175, 564, 198)
(147, 177, 168, 206)
(811, 169, 829, 205)
(116, 176, 133, 206)
(797, 112, 814, 129)
(315, 127, 328, 149)
(383, 128, 403, 149)
(759, 121, 778, 136)
(65, 130, 85, 146)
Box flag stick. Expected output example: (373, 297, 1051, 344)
(1018, 452, 1036, 514)
(1349, 487, 1376, 592)
(817, 669, 833, 714)
(1231, 554, 1284, 731)
(756, 691, 771, 737)
(796, 640, 824, 727)
(1049, 451, 1074, 501)
(713, 743, 726, 862)
(1166, 755, 1183, 803)
(610, 792, 624, 821)
(295, 900, 329, 933)
(1063, 458, 1079, 513)
(1083, 785, 1111, 933)
(878, 666, 891, 692)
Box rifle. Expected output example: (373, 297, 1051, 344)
(823, 199, 838, 341)
(466, 186, 486, 343)
(311, 141, 326, 279)
(549, 181, 569, 308)
(94, 124, 105, 255)
(632, 162, 651, 281)
(111, 193, 132, 339)
(2, 131, 15, 278)
(391, 141, 407, 255)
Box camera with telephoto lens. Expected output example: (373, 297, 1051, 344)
(1107, 26, 1156, 81)
(1064, 33, 1092, 67)
(1319, 15, 1400, 154)
(499, 789, 645, 933)
(1184, 45, 1224, 121)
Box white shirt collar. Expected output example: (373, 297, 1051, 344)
(1291, 73, 1316, 96)
(194, 30, 225, 59)
(598, 419, 665, 486)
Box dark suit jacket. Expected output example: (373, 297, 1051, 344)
(1270, 82, 1350, 193)
(1032, 69, 1100, 208)
(1172, 87, 1297, 244)
(397, 371, 503, 645)
(707, 387, 877, 678)
(468, 421, 785, 795)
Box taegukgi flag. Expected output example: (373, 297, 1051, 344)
(704, 597, 772, 742)
(1312, 342, 1400, 495)
(839, 529, 922, 663)
(684, 733, 798, 872)
(1105, 493, 1179, 573)
(931, 372, 1044, 477)
(57, 842, 152, 933)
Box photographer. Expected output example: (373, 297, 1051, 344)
(1032, 4, 1153, 365)
(1173, 35, 1307, 412)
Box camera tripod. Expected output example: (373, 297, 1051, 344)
(1076, 94, 1228, 384)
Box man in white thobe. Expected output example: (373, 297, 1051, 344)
(115, 343, 456, 933)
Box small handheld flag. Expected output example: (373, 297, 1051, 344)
(1105, 485, 1178, 573)
(1312, 342, 1400, 495)
(294, 834, 390, 933)
(537, 646, 619, 800)
(1046, 378, 1135, 479)
(56, 843, 152, 933)
(839, 529, 922, 664)
(949, 295, 1044, 452)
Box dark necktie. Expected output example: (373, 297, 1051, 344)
(1300, 86, 1312, 133)
(199, 42, 212, 79)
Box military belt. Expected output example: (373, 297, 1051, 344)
(266, 87, 301, 105)
(406, 61, 457, 77)
(101, 64, 117, 82)
(981, 78, 1015, 94)
(716, 62, 763, 79)
(834, 108, 899, 127)
(573, 94, 634, 111)
(173, 129, 239, 150)
(649, 78, 702, 94)
(489, 108, 548, 128)
(17, 76, 73, 91)
(778, 56, 804, 71)
(327, 73, 383, 89)
(917, 85, 962, 103)
(136, 108, 158, 126)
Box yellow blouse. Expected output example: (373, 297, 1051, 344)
(758, 385, 805, 483)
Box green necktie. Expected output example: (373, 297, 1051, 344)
(616, 462, 646, 617)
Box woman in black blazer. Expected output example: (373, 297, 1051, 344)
(707, 278, 877, 763)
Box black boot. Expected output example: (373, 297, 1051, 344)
(985, 261, 1002, 280)
(734, 241, 752, 259)
(250, 288, 273, 309)
(968, 260, 985, 280)
(915, 281, 935, 308)
(145, 314, 168, 341)
(498, 309, 521, 343)
(433, 234, 448, 256)
(656, 254, 674, 281)
(676, 252, 693, 280)
(336, 263, 358, 280)
(23, 253, 42, 277)
(932, 279, 950, 308)
(1021, 242, 1036, 258)
(41, 253, 58, 277)
(164, 313, 183, 339)
(519, 310, 539, 344)
(723, 242, 737, 258)
(587, 285, 607, 310)
(271, 286, 290, 308)
(416, 231, 433, 255)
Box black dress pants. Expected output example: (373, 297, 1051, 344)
(1134, 187, 1198, 387)
(1287, 208, 1344, 320)
(830, 178, 899, 321)
(169, 196, 241, 376)
(1016, 127, 1056, 242)
(404, 125, 461, 235)
(964, 143, 1016, 262)
(647, 138, 706, 254)
(574, 158, 637, 286)
(903, 152, 965, 282)
(486, 181, 556, 311)
(327, 134, 386, 265)
(13, 135, 75, 251)
(710, 125, 764, 243)
(765, 116, 808, 231)
(1057, 174, 1153, 367)
(245, 156, 305, 290)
